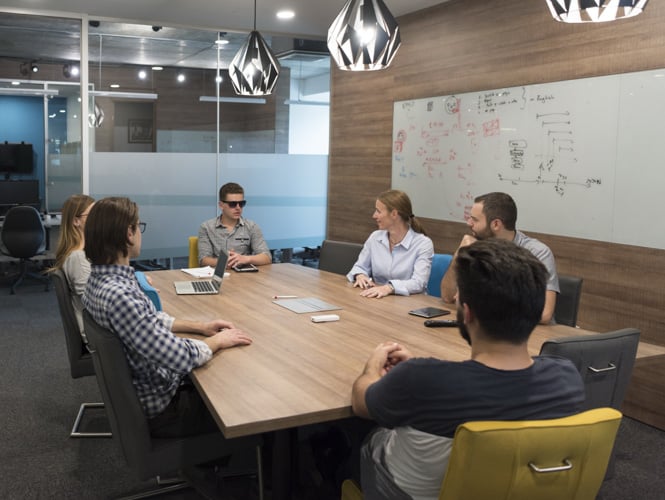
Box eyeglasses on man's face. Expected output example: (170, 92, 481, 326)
(137, 222, 147, 233)
(223, 200, 247, 208)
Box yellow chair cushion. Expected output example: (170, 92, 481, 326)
(439, 407, 622, 500)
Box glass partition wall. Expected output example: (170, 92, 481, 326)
(0, 11, 330, 261)
(0, 13, 83, 214)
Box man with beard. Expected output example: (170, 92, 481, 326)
(440, 192, 559, 324)
(351, 239, 584, 500)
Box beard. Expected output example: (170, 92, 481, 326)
(471, 226, 493, 240)
(457, 307, 471, 346)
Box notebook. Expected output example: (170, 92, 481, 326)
(174, 249, 228, 295)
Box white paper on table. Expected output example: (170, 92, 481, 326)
(180, 266, 215, 278)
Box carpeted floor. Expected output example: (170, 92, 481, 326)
(1, 272, 664, 499)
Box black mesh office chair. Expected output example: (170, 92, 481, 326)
(539, 327, 640, 478)
(51, 268, 111, 438)
(554, 274, 583, 327)
(1, 205, 50, 294)
(318, 240, 363, 276)
(83, 309, 264, 499)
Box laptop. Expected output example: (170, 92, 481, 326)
(174, 249, 229, 295)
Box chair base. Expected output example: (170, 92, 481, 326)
(118, 477, 190, 500)
(9, 263, 50, 295)
(70, 402, 112, 438)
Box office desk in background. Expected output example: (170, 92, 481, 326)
(148, 264, 665, 439)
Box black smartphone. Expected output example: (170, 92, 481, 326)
(408, 307, 451, 319)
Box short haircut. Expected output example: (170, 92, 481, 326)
(475, 192, 517, 231)
(219, 182, 244, 201)
(84, 197, 139, 265)
(455, 239, 546, 344)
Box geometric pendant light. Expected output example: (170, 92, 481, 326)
(88, 102, 105, 128)
(228, 0, 281, 95)
(545, 0, 648, 23)
(327, 0, 401, 71)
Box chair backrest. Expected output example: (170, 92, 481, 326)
(427, 253, 453, 297)
(554, 274, 583, 326)
(539, 328, 640, 411)
(318, 239, 363, 275)
(82, 309, 241, 480)
(51, 268, 94, 379)
(439, 407, 622, 500)
(188, 236, 199, 268)
(82, 309, 154, 474)
(1, 205, 45, 258)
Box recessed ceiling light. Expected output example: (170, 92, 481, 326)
(277, 10, 295, 20)
(138, 70, 147, 79)
(177, 73, 186, 83)
(110, 83, 120, 88)
(151, 66, 164, 71)
(215, 39, 229, 46)
(11, 81, 20, 86)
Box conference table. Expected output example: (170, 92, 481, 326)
(148, 263, 664, 440)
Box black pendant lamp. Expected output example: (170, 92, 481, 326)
(545, 0, 648, 22)
(228, 0, 281, 95)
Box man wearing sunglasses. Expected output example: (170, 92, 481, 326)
(198, 182, 271, 269)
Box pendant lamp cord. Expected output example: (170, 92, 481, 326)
(253, 0, 257, 31)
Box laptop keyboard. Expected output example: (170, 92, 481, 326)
(192, 281, 216, 293)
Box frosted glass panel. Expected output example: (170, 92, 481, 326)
(89, 152, 327, 259)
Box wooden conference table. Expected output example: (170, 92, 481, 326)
(148, 263, 664, 440)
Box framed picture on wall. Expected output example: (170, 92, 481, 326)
(128, 119, 153, 143)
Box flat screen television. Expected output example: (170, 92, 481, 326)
(0, 143, 34, 174)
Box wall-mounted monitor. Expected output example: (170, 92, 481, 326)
(0, 143, 34, 174)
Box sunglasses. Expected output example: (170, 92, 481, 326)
(223, 200, 247, 208)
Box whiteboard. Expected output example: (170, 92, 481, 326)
(392, 68, 665, 249)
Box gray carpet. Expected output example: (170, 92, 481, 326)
(1, 274, 664, 499)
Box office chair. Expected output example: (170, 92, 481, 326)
(427, 253, 453, 297)
(1, 205, 50, 294)
(539, 328, 640, 478)
(188, 236, 199, 268)
(83, 309, 264, 499)
(342, 407, 622, 500)
(51, 268, 111, 438)
(554, 274, 583, 326)
(318, 240, 363, 275)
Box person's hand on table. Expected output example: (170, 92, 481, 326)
(353, 274, 374, 289)
(359, 284, 393, 299)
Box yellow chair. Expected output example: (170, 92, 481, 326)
(188, 236, 199, 268)
(342, 407, 622, 500)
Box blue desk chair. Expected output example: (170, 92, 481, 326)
(427, 253, 453, 297)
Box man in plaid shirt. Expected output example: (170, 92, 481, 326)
(83, 197, 252, 437)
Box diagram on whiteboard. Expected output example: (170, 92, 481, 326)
(392, 77, 618, 243)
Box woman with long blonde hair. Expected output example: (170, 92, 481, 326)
(51, 194, 95, 341)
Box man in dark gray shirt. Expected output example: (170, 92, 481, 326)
(352, 239, 584, 500)
(198, 182, 271, 269)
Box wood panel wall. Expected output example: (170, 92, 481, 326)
(328, 0, 665, 347)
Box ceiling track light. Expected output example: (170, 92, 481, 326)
(545, 0, 648, 22)
(228, 0, 281, 96)
(63, 63, 79, 79)
(327, 0, 402, 71)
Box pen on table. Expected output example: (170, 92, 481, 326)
(273, 295, 297, 299)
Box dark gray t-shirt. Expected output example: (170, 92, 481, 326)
(366, 355, 584, 438)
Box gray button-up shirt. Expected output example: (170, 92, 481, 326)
(197, 216, 270, 264)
